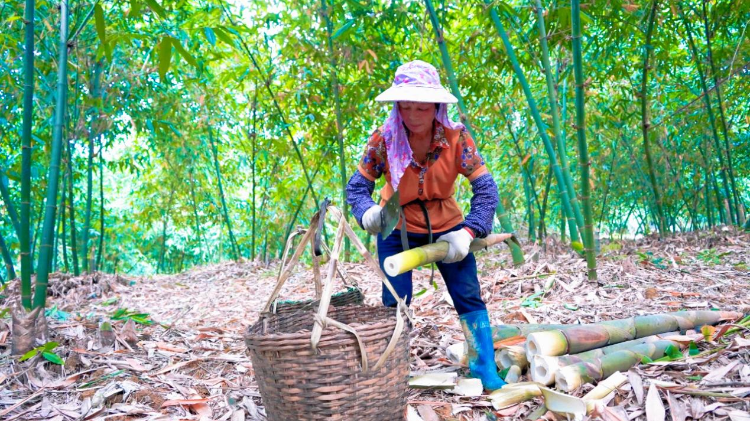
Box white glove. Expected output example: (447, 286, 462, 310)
(362, 205, 382, 235)
(437, 229, 473, 263)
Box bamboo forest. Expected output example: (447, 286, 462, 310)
(0, 0, 749, 419)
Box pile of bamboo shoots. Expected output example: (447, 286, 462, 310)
(447, 310, 743, 392)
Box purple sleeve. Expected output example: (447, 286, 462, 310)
(346, 172, 377, 228)
(463, 173, 499, 238)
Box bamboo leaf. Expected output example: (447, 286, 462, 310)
(158, 37, 172, 81)
(212, 27, 235, 45)
(19, 348, 38, 362)
(42, 351, 64, 365)
(170, 37, 198, 69)
(646, 383, 666, 421)
(332, 19, 356, 40)
(144, 0, 167, 18)
(94, 4, 106, 45)
(688, 341, 700, 356)
(203, 27, 216, 46)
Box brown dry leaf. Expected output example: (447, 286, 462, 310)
(729, 410, 750, 421)
(701, 360, 740, 383)
(645, 287, 659, 299)
(623, 4, 640, 13)
(161, 398, 211, 407)
(667, 392, 687, 421)
(153, 358, 204, 375)
(416, 404, 439, 421)
(628, 370, 644, 405)
(646, 383, 666, 421)
(731, 337, 750, 350)
(155, 342, 188, 353)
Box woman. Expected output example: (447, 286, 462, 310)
(346, 60, 506, 391)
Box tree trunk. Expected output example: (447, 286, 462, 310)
(206, 124, 239, 260)
(640, 0, 666, 236)
(34, 1, 69, 309)
(484, 2, 581, 246)
(571, 0, 597, 280)
(20, 0, 37, 310)
(534, 0, 585, 237)
(97, 148, 105, 270)
(0, 233, 15, 281)
(250, 91, 258, 261)
(66, 138, 80, 275)
(321, 0, 350, 259)
(677, 4, 736, 225)
(0, 173, 21, 239)
(82, 60, 104, 272)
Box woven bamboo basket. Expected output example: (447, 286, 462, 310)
(271, 286, 364, 316)
(246, 205, 413, 421)
(246, 305, 411, 420)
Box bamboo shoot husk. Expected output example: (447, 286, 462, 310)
(383, 233, 512, 276)
(526, 311, 742, 358)
(582, 371, 628, 413)
(556, 340, 677, 391)
(531, 332, 678, 385)
(446, 342, 466, 365)
(496, 345, 529, 370)
(488, 382, 542, 410)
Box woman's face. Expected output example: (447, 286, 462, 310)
(398, 102, 436, 136)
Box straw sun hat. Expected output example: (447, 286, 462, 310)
(374, 60, 458, 104)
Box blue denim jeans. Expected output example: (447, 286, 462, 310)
(377, 225, 487, 315)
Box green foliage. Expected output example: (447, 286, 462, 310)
(111, 308, 153, 325)
(0, 0, 747, 281)
(19, 341, 65, 365)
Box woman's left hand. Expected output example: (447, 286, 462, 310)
(436, 229, 473, 263)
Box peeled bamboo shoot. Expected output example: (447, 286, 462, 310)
(384, 233, 512, 276)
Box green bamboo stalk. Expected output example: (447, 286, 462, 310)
(188, 167, 204, 259)
(0, 173, 21, 239)
(66, 138, 80, 275)
(81, 60, 103, 271)
(506, 118, 542, 216)
(534, 0, 585, 237)
(423, 0, 524, 265)
(60, 166, 68, 272)
(597, 136, 620, 230)
(640, 0, 666, 236)
(34, 0, 70, 309)
(20, 0, 37, 309)
(82, 59, 103, 272)
(321, 0, 350, 259)
(250, 91, 258, 261)
(700, 0, 743, 224)
(97, 148, 104, 270)
(485, 3, 581, 247)
(218, 3, 320, 208)
(495, 200, 525, 265)
(158, 188, 175, 273)
(206, 124, 239, 260)
(677, 4, 736, 225)
(0, 230, 16, 281)
(571, 0, 596, 280)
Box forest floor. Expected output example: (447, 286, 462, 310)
(1, 228, 749, 420)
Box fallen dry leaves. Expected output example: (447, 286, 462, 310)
(0, 228, 748, 420)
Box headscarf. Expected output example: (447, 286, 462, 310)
(380, 61, 465, 190)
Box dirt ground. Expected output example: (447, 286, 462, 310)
(1, 228, 748, 420)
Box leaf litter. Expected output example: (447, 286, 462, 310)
(0, 228, 748, 420)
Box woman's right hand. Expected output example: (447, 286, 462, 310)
(362, 205, 382, 235)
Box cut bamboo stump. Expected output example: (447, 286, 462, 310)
(383, 233, 512, 276)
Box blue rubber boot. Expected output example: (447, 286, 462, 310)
(459, 310, 507, 391)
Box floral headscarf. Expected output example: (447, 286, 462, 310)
(380, 61, 465, 190)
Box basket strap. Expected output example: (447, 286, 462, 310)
(314, 314, 370, 373)
(262, 212, 320, 313)
(342, 220, 415, 326)
(372, 305, 405, 372)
